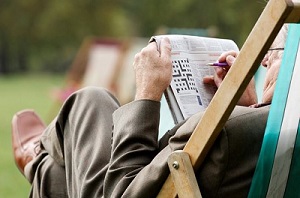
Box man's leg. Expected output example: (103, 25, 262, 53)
(26, 87, 120, 197)
(27, 152, 68, 197)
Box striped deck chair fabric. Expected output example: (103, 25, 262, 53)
(249, 23, 300, 198)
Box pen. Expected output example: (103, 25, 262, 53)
(207, 62, 229, 67)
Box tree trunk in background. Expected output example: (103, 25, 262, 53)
(17, 42, 28, 72)
(0, 34, 9, 74)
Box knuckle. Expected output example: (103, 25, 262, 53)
(140, 47, 152, 56)
(134, 52, 140, 60)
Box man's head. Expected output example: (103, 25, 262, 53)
(261, 24, 288, 103)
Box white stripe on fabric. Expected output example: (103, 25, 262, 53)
(266, 48, 300, 197)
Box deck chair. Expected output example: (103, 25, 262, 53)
(156, 0, 300, 197)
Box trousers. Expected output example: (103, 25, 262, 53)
(25, 87, 120, 197)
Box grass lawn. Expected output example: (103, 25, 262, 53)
(0, 73, 64, 197)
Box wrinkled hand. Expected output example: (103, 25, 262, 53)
(203, 50, 237, 87)
(203, 50, 258, 106)
(133, 38, 172, 102)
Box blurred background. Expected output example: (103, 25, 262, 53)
(0, 0, 265, 197)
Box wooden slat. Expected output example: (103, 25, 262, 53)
(168, 151, 202, 198)
(157, 0, 300, 197)
(286, 0, 300, 22)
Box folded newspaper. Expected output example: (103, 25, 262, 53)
(150, 35, 239, 124)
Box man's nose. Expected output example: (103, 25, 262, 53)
(261, 55, 268, 67)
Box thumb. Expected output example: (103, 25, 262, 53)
(226, 55, 235, 66)
(159, 37, 172, 58)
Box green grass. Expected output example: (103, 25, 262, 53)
(0, 73, 64, 197)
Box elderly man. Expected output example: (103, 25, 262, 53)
(13, 25, 287, 197)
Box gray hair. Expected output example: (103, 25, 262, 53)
(273, 24, 289, 48)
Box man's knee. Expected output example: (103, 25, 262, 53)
(70, 87, 120, 109)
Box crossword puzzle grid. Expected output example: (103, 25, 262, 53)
(172, 59, 198, 94)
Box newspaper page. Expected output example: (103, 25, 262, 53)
(151, 35, 239, 122)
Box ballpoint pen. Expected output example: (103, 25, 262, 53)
(207, 62, 229, 67)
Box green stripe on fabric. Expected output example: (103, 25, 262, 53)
(284, 119, 300, 197)
(248, 24, 300, 198)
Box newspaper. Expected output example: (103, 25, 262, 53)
(150, 35, 239, 123)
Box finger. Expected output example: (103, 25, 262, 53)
(203, 75, 215, 85)
(159, 37, 171, 58)
(146, 41, 159, 52)
(136, 42, 160, 62)
(215, 66, 225, 75)
(226, 55, 235, 66)
(218, 50, 238, 63)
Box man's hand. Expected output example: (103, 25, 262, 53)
(133, 38, 172, 102)
(203, 50, 258, 106)
(203, 50, 237, 87)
